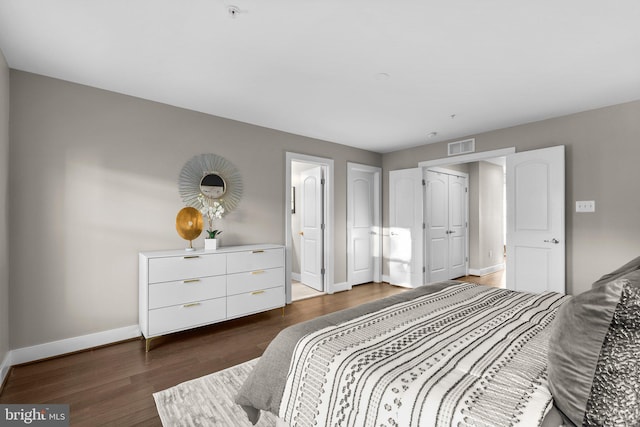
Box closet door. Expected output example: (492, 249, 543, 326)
(389, 168, 424, 288)
(348, 164, 380, 286)
(448, 175, 468, 278)
(426, 171, 449, 282)
(425, 169, 468, 282)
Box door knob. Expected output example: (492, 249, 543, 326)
(544, 238, 560, 244)
(299, 231, 304, 236)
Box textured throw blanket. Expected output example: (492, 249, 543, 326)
(279, 284, 569, 427)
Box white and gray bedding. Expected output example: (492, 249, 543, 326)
(236, 282, 571, 426)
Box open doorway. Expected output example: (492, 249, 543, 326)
(468, 158, 506, 282)
(285, 153, 334, 303)
(291, 161, 326, 300)
(460, 158, 506, 288)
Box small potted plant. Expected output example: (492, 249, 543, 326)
(198, 195, 225, 250)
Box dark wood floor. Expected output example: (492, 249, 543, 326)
(0, 275, 502, 426)
(0, 282, 406, 426)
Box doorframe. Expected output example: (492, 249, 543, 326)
(424, 166, 469, 283)
(347, 162, 382, 287)
(418, 148, 515, 169)
(285, 152, 334, 303)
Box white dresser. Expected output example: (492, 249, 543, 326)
(139, 244, 285, 349)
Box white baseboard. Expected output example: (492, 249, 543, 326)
(0, 350, 11, 388)
(381, 275, 413, 287)
(329, 282, 351, 294)
(291, 272, 301, 282)
(10, 324, 141, 366)
(468, 263, 505, 277)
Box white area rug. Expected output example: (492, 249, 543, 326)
(153, 358, 277, 426)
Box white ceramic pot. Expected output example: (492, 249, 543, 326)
(204, 238, 218, 250)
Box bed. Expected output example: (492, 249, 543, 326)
(235, 260, 640, 427)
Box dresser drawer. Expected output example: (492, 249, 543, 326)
(149, 275, 226, 309)
(227, 286, 284, 318)
(148, 297, 226, 336)
(227, 248, 283, 274)
(227, 267, 284, 296)
(148, 253, 226, 283)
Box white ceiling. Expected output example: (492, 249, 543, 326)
(1, 1, 639, 153)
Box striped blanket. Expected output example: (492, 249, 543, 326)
(279, 284, 569, 427)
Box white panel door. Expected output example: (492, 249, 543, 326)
(300, 166, 324, 291)
(389, 168, 424, 288)
(348, 167, 378, 285)
(426, 170, 468, 282)
(426, 171, 449, 282)
(506, 145, 565, 294)
(448, 175, 467, 278)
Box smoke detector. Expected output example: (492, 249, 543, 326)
(228, 5, 241, 18)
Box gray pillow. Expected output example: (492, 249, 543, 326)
(547, 269, 640, 426)
(591, 255, 640, 288)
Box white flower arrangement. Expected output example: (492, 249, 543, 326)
(197, 195, 225, 239)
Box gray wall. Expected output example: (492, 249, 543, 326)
(6, 68, 640, 350)
(0, 50, 9, 369)
(475, 161, 504, 271)
(9, 71, 381, 349)
(469, 161, 505, 272)
(383, 100, 640, 296)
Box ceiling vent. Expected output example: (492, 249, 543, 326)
(448, 138, 475, 156)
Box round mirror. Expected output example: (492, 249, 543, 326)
(200, 173, 226, 199)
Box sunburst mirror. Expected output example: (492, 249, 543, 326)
(178, 154, 243, 212)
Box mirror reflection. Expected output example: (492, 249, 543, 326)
(200, 173, 226, 198)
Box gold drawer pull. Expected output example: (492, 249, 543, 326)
(251, 270, 265, 275)
(182, 302, 201, 308)
(252, 250, 264, 254)
(183, 255, 200, 259)
(251, 290, 265, 295)
(183, 279, 200, 284)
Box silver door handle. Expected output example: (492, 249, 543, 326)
(544, 238, 560, 244)
(446, 230, 456, 234)
(370, 231, 377, 235)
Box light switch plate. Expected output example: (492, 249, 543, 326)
(576, 200, 595, 213)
